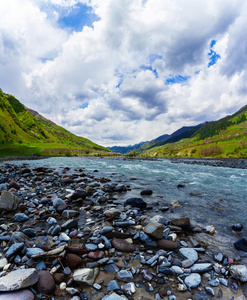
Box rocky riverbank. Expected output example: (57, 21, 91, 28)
(169, 158, 247, 169)
(0, 162, 246, 300)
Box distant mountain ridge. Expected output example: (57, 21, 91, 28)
(0, 90, 111, 156)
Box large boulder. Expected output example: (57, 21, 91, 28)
(0, 191, 20, 211)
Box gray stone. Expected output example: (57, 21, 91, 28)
(26, 247, 45, 258)
(230, 265, 247, 282)
(62, 210, 80, 218)
(0, 183, 8, 192)
(0, 191, 19, 211)
(52, 198, 66, 209)
(61, 219, 78, 230)
(59, 232, 70, 242)
(184, 273, 201, 289)
(190, 263, 213, 273)
(117, 270, 134, 282)
(121, 282, 136, 295)
(179, 248, 198, 263)
(219, 277, 228, 286)
(100, 226, 113, 235)
(85, 244, 97, 251)
(73, 268, 99, 285)
(107, 280, 120, 292)
(208, 279, 219, 287)
(214, 252, 224, 262)
(205, 287, 214, 296)
(143, 222, 164, 239)
(51, 225, 61, 236)
(102, 293, 125, 300)
(5, 243, 24, 258)
(0, 268, 38, 291)
(104, 264, 119, 273)
(171, 266, 184, 274)
(13, 213, 29, 222)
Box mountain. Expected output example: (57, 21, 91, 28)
(140, 105, 247, 158)
(0, 90, 111, 157)
(107, 141, 147, 154)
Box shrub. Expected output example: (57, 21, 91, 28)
(198, 145, 223, 157)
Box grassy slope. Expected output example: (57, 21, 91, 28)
(0, 90, 112, 157)
(140, 106, 247, 158)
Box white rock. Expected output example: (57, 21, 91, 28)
(0, 258, 8, 269)
(59, 232, 70, 242)
(73, 268, 99, 286)
(179, 248, 198, 263)
(230, 265, 247, 282)
(171, 266, 184, 275)
(184, 273, 201, 289)
(60, 282, 66, 290)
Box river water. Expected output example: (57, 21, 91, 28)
(1, 157, 247, 242)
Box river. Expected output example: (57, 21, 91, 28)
(1, 157, 247, 240)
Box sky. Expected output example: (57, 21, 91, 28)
(1, 0, 247, 147)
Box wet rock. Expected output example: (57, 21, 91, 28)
(70, 191, 87, 200)
(184, 273, 201, 289)
(11, 232, 33, 247)
(117, 270, 134, 282)
(232, 223, 243, 231)
(13, 213, 29, 222)
(0, 289, 34, 299)
(107, 280, 120, 292)
(190, 263, 213, 273)
(5, 242, 24, 258)
(140, 189, 153, 196)
(143, 222, 164, 239)
(73, 268, 99, 285)
(36, 270, 55, 295)
(124, 197, 147, 208)
(104, 264, 120, 273)
(62, 210, 80, 218)
(0, 268, 38, 291)
(26, 247, 45, 258)
(157, 239, 178, 250)
(179, 248, 198, 263)
(234, 238, 247, 252)
(102, 293, 125, 300)
(171, 217, 190, 227)
(230, 265, 247, 282)
(111, 238, 135, 252)
(21, 228, 36, 238)
(0, 191, 20, 211)
(52, 198, 66, 209)
(61, 219, 78, 230)
(65, 253, 83, 268)
(121, 282, 136, 295)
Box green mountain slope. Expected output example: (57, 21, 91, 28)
(0, 90, 111, 157)
(140, 105, 247, 158)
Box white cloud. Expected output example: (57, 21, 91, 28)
(0, 0, 247, 146)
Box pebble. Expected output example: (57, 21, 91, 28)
(184, 273, 201, 289)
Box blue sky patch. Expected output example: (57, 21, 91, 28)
(165, 75, 190, 85)
(79, 102, 89, 109)
(208, 40, 220, 67)
(57, 3, 99, 32)
(140, 65, 158, 78)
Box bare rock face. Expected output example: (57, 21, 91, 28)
(0, 268, 38, 291)
(0, 190, 20, 211)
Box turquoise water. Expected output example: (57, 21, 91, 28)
(1, 157, 247, 237)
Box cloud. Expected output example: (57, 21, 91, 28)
(1, 0, 247, 146)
